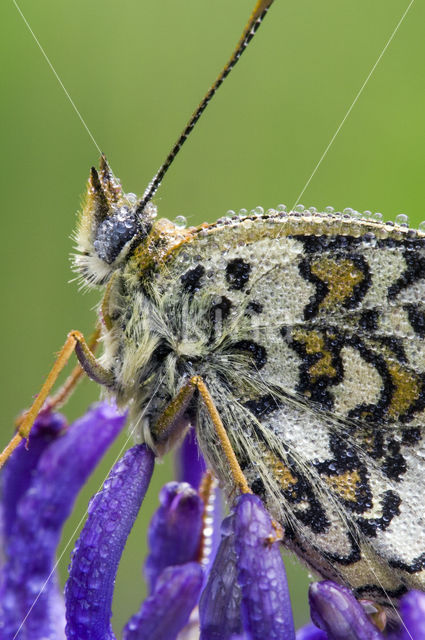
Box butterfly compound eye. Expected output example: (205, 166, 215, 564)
(93, 206, 139, 264)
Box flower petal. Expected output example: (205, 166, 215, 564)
(398, 590, 425, 640)
(145, 482, 204, 592)
(177, 429, 206, 490)
(200, 494, 295, 640)
(123, 562, 203, 640)
(176, 430, 222, 576)
(65, 443, 155, 640)
(0, 403, 125, 640)
(296, 622, 328, 639)
(1, 411, 66, 538)
(234, 494, 295, 640)
(309, 581, 383, 640)
(199, 514, 243, 640)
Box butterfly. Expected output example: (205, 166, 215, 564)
(3, 0, 423, 617)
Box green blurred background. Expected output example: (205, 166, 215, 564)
(1, 0, 424, 633)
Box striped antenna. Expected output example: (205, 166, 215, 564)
(136, 0, 275, 214)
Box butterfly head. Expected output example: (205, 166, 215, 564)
(73, 155, 157, 286)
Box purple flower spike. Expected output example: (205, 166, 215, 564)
(234, 494, 295, 640)
(309, 581, 383, 640)
(145, 481, 204, 592)
(398, 590, 425, 640)
(1, 411, 66, 538)
(200, 493, 295, 640)
(296, 622, 328, 640)
(65, 443, 155, 640)
(177, 429, 206, 490)
(199, 517, 243, 640)
(123, 562, 203, 640)
(0, 403, 125, 640)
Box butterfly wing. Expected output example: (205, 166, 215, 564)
(160, 212, 425, 605)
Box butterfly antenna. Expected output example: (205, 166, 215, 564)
(136, 0, 275, 214)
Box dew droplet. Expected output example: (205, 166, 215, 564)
(395, 213, 409, 226)
(255, 206, 264, 214)
(309, 206, 317, 214)
(372, 212, 383, 222)
(238, 208, 248, 217)
(125, 192, 137, 205)
(294, 203, 305, 213)
(418, 221, 425, 232)
(226, 209, 236, 217)
(277, 204, 287, 212)
(173, 215, 187, 228)
(325, 205, 334, 214)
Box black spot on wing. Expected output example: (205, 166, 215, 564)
(226, 258, 251, 290)
(314, 433, 373, 515)
(299, 253, 371, 321)
(244, 394, 280, 418)
(389, 551, 425, 574)
(388, 251, 425, 300)
(357, 490, 401, 538)
(289, 472, 330, 535)
(405, 304, 425, 338)
(246, 301, 263, 314)
(359, 309, 379, 332)
(355, 584, 408, 601)
(208, 296, 233, 343)
(233, 340, 267, 369)
(210, 296, 232, 322)
(181, 264, 205, 293)
(250, 477, 267, 500)
(382, 440, 407, 481)
(401, 427, 421, 446)
(378, 336, 407, 363)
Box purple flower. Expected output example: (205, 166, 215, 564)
(298, 583, 425, 640)
(199, 494, 295, 640)
(0, 403, 126, 640)
(1, 403, 425, 640)
(308, 581, 382, 640)
(65, 443, 155, 640)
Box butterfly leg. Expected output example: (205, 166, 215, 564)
(192, 376, 251, 495)
(152, 375, 251, 495)
(153, 376, 284, 540)
(41, 326, 102, 412)
(0, 329, 113, 469)
(194, 377, 285, 539)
